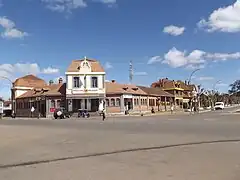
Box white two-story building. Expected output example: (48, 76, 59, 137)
(65, 57, 106, 112)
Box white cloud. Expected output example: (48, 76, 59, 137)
(158, 47, 240, 68)
(104, 62, 113, 70)
(42, 67, 60, 74)
(2, 28, 28, 39)
(0, 17, 28, 39)
(134, 72, 148, 76)
(42, 0, 87, 12)
(0, 63, 60, 81)
(0, 17, 15, 29)
(197, 1, 240, 33)
(163, 47, 189, 68)
(147, 56, 162, 64)
(198, 76, 215, 81)
(163, 25, 185, 36)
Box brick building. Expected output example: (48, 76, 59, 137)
(16, 78, 66, 118)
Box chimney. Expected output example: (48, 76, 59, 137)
(58, 78, 63, 84)
(49, 80, 54, 85)
(111, 80, 116, 83)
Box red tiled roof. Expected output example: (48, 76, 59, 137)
(17, 83, 66, 99)
(13, 75, 47, 88)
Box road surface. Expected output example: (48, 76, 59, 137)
(0, 106, 240, 180)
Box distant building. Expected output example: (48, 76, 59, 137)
(105, 80, 174, 114)
(65, 57, 106, 112)
(151, 78, 197, 109)
(16, 77, 65, 118)
(12, 75, 47, 113)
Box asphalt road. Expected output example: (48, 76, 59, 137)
(0, 106, 240, 179)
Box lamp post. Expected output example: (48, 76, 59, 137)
(0, 76, 15, 116)
(188, 69, 200, 114)
(188, 68, 200, 85)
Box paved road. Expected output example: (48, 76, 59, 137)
(0, 106, 240, 179)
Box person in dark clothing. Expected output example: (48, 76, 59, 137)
(102, 109, 106, 121)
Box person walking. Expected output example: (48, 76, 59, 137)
(102, 108, 106, 121)
(170, 104, 174, 114)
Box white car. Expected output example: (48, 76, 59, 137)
(214, 102, 224, 110)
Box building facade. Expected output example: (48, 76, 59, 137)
(151, 78, 198, 110)
(65, 57, 106, 112)
(12, 75, 47, 113)
(16, 78, 66, 118)
(105, 81, 174, 114)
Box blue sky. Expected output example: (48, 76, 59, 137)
(0, 0, 240, 99)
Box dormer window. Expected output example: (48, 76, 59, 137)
(132, 87, 138, 91)
(123, 87, 128, 91)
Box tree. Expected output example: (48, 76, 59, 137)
(229, 80, 240, 95)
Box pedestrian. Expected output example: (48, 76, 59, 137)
(170, 105, 174, 114)
(102, 108, 106, 121)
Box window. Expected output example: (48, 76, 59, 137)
(57, 100, 61, 108)
(141, 99, 143, 105)
(110, 99, 115, 106)
(136, 99, 139, 105)
(51, 100, 55, 108)
(134, 99, 137, 106)
(91, 77, 98, 88)
(73, 77, 80, 88)
(149, 99, 156, 106)
(106, 99, 110, 107)
(116, 98, 120, 106)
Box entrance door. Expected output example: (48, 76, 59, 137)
(91, 99, 99, 112)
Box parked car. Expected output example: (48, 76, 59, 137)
(78, 109, 90, 118)
(54, 108, 71, 119)
(214, 102, 225, 110)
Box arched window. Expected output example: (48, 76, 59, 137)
(136, 99, 139, 105)
(134, 99, 137, 106)
(51, 100, 55, 108)
(106, 99, 109, 107)
(57, 100, 61, 108)
(116, 98, 120, 106)
(110, 99, 115, 106)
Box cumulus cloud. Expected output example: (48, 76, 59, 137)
(42, 67, 60, 74)
(41, 0, 117, 12)
(104, 62, 113, 70)
(163, 25, 185, 36)
(0, 63, 60, 81)
(147, 56, 162, 64)
(197, 1, 240, 33)
(41, 0, 87, 12)
(0, 17, 28, 39)
(150, 47, 240, 69)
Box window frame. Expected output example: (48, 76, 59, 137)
(73, 77, 80, 88)
(110, 98, 115, 107)
(91, 76, 98, 88)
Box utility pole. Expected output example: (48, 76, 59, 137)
(129, 60, 133, 84)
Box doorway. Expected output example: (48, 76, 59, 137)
(91, 99, 99, 112)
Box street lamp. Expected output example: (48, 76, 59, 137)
(188, 68, 200, 85)
(188, 68, 200, 114)
(0, 76, 15, 115)
(211, 80, 221, 109)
